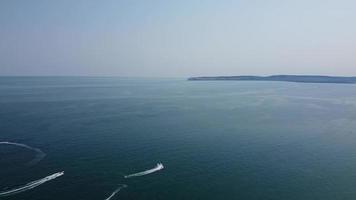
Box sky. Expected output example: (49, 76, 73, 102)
(0, 0, 356, 77)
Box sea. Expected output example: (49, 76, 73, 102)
(1, 77, 356, 200)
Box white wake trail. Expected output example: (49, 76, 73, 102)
(0, 171, 64, 197)
(124, 163, 164, 178)
(0, 141, 46, 166)
(104, 184, 127, 200)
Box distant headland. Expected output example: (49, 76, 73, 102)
(188, 75, 356, 84)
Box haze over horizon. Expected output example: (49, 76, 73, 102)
(1, 0, 356, 77)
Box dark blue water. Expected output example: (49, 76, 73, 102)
(1, 77, 356, 200)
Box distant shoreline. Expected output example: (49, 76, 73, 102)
(188, 75, 356, 84)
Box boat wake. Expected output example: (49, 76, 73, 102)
(1, 141, 164, 198)
(0, 171, 64, 197)
(0, 141, 46, 166)
(104, 184, 127, 200)
(124, 163, 164, 178)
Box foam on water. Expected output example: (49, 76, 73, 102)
(1, 141, 164, 198)
(0, 172, 64, 197)
(104, 184, 127, 200)
(124, 163, 164, 178)
(0, 141, 46, 166)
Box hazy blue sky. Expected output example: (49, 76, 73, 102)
(1, 0, 356, 77)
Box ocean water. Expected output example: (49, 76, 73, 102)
(1, 77, 356, 200)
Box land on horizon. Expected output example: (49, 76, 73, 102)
(188, 75, 356, 84)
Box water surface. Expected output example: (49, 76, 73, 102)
(1, 77, 356, 200)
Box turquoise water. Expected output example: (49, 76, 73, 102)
(1, 77, 356, 200)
